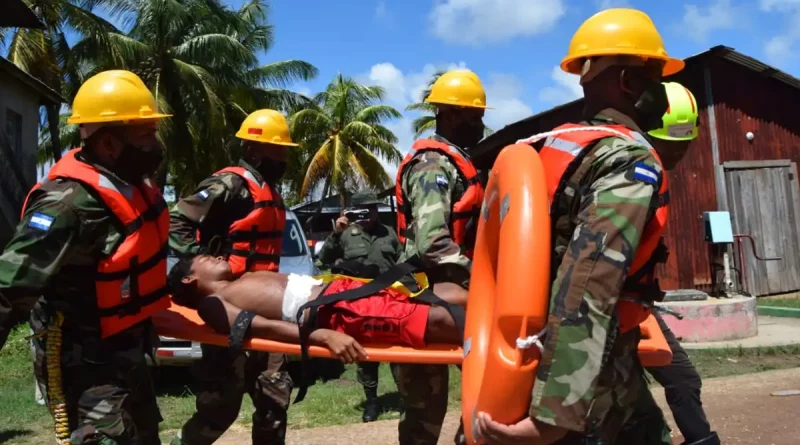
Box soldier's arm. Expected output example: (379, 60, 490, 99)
(529, 141, 662, 432)
(0, 192, 80, 349)
(169, 175, 239, 257)
(404, 156, 471, 280)
(317, 230, 344, 266)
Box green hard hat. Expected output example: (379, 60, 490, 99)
(351, 192, 382, 207)
(648, 82, 699, 141)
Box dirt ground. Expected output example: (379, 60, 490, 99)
(214, 367, 800, 445)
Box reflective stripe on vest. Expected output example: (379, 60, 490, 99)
(215, 166, 285, 274)
(532, 123, 670, 331)
(21, 148, 170, 339)
(394, 138, 485, 259)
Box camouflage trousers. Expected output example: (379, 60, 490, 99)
(31, 312, 162, 445)
(394, 363, 465, 445)
(177, 343, 293, 445)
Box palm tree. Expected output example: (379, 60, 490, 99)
(1, 0, 133, 162)
(289, 74, 403, 206)
(405, 70, 494, 138)
(72, 0, 317, 194)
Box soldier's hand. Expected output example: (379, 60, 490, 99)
(317, 329, 367, 363)
(334, 216, 349, 233)
(475, 413, 567, 445)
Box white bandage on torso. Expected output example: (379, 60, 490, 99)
(282, 273, 323, 325)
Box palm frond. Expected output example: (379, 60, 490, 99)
(248, 60, 318, 88)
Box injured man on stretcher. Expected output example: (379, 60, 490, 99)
(167, 255, 467, 363)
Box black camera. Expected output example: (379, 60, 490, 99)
(344, 207, 371, 222)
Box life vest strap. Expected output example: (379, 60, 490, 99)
(451, 208, 480, 220)
(123, 198, 168, 235)
(96, 285, 170, 318)
(94, 246, 168, 281)
(228, 229, 284, 242)
(226, 249, 281, 263)
(253, 200, 285, 210)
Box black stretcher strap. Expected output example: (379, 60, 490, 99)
(292, 257, 466, 404)
(228, 310, 257, 352)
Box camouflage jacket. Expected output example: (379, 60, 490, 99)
(169, 159, 267, 258)
(529, 110, 664, 439)
(397, 134, 474, 288)
(0, 153, 156, 349)
(318, 222, 401, 275)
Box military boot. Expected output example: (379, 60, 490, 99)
(681, 432, 721, 445)
(362, 388, 380, 422)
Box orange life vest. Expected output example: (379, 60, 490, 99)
(214, 166, 285, 275)
(395, 139, 485, 258)
(539, 123, 670, 333)
(21, 148, 170, 339)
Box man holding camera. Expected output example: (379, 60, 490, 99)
(317, 191, 402, 422)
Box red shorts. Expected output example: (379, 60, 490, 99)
(315, 278, 430, 348)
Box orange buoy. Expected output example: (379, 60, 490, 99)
(461, 143, 552, 445)
(638, 313, 673, 367)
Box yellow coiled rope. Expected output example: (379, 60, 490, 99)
(27, 312, 71, 445)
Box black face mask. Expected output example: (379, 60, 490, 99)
(453, 121, 484, 149)
(115, 144, 164, 183)
(257, 158, 287, 186)
(633, 81, 669, 132)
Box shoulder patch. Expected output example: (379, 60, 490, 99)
(632, 162, 659, 185)
(435, 175, 448, 187)
(28, 212, 54, 232)
(197, 189, 210, 201)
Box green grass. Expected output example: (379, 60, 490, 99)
(757, 297, 800, 309)
(2, 324, 799, 444)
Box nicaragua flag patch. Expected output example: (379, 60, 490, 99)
(197, 189, 210, 201)
(632, 162, 659, 185)
(435, 175, 448, 187)
(28, 212, 54, 232)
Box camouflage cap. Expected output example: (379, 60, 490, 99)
(351, 192, 382, 207)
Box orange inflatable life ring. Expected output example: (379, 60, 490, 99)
(460, 143, 674, 444)
(461, 143, 552, 445)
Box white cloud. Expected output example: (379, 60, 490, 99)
(760, 0, 800, 64)
(428, 0, 566, 46)
(482, 74, 533, 131)
(678, 0, 740, 42)
(375, 1, 387, 19)
(538, 66, 582, 105)
(294, 86, 312, 98)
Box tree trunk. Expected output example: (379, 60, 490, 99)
(46, 104, 61, 162)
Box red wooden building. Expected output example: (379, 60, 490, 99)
(471, 46, 800, 297)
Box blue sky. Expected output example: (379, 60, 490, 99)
(220, 0, 800, 176)
(44, 0, 800, 181)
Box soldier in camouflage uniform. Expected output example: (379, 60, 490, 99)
(169, 109, 297, 445)
(0, 70, 171, 444)
(475, 8, 685, 445)
(394, 69, 490, 445)
(317, 191, 402, 422)
(618, 83, 720, 445)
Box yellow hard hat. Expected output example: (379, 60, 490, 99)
(67, 70, 171, 125)
(235, 109, 299, 147)
(561, 8, 684, 77)
(425, 69, 490, 109)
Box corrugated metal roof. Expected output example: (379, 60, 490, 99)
(690, 45, 800, 91)
(1, 0, 44, 29)
(0, 56, 63, 104)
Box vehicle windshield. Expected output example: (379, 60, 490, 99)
(281, 219, 307, 257)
